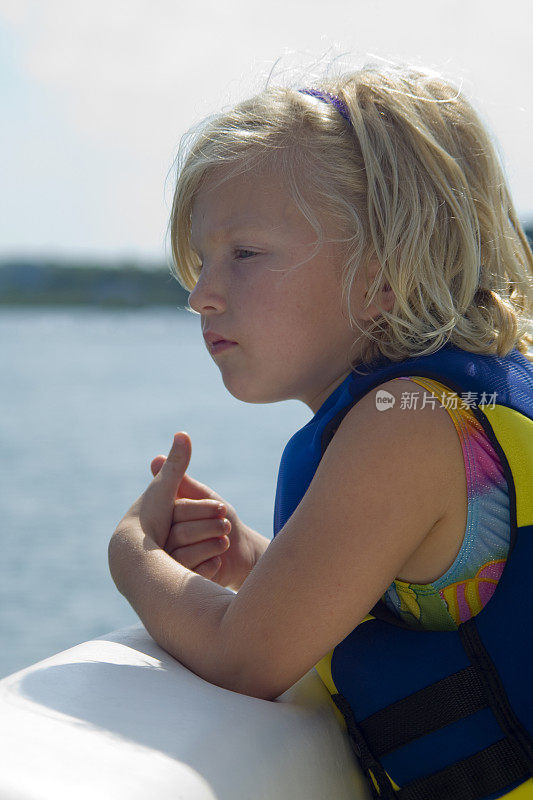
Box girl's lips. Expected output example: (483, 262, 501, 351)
(210, 340, 238, 355)
(203, 331, 236, 345)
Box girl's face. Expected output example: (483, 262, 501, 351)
(188, 166, 378, 413)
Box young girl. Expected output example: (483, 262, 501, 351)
(109, 62, 533, 800)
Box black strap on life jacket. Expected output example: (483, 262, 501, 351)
(330, 619, 533, 799)
(357, 665, 487, 757)
(459, 619, 533, 774)
(395, 739, 529, 800)
(330, 692, 396, 799)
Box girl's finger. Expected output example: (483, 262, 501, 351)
(150, 455, 166, 478)
(168, 536, 229, 570)
(173, 498, 227, 523)
(176, 472, 221, 502)
(131, 433, 191, 547)
(195, 556, 222, 580)
(167, 517, 230, 549)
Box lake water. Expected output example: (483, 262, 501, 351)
(0, 307, 310, 679)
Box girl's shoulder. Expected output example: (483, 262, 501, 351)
(340, 373, 468, 543)
(355, 374, 474, 587)
(378, 374, 511, 631)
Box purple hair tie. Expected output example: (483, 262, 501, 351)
(298, 88, 351, 125)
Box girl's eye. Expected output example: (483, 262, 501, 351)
(194, 249, 258, 275)
(234, 249, 258, 260)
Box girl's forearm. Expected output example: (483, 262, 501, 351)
(108, 527, 238, 688)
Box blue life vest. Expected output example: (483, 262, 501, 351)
(273, 343, 533, 800)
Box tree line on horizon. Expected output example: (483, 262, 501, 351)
(0, 258, 189, 307)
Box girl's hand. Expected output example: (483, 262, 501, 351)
(114, 433, 193, 551)
(150, 456, 268, 591)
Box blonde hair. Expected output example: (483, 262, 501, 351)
(167, 62, 533, 367)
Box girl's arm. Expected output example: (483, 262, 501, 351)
(235, 524, 271, 586)
(108, 520, 271, 667)
(108, 379, 456, 701)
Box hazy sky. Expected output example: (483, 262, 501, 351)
(1, 0, 532, 262)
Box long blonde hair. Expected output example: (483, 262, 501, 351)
(167, 62, 533, 366)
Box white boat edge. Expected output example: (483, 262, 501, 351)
(0, 622, 371, 800)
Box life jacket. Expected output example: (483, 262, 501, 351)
(272, 343, 533, 800)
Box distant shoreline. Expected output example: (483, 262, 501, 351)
(0, 260, 189, 307)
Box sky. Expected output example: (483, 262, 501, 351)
(1, 0, 532, 263)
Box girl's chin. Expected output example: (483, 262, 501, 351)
(224, 385, 267, 405)
(221, 375, 283, 406)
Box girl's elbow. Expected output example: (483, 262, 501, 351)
(107, 531, 129, 593)
(213, 654, 284, 701)
(107, 535, 118, 582)
(206, 643, 267, 700)
(222, 672, 278, 701)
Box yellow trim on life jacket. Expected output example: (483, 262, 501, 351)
(498, 778, 533, 798)
(314, 649, 338, 696)
(314, 649, 346, 733)
(481, 404, 533, 528)
(314, 615, 376, 730)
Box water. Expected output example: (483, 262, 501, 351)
(0, 307, 309, 679)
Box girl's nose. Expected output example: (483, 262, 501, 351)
(188, 266, 227, 314)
